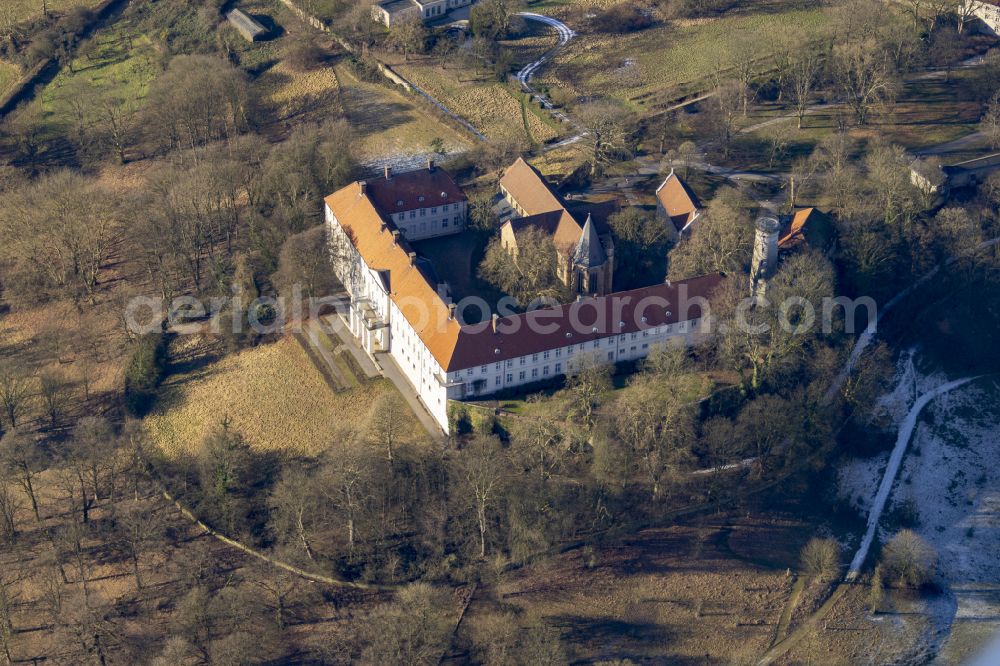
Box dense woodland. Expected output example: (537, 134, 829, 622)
(0, 0, 999, 663)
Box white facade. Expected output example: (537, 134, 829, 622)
(326, 184, 716, 434)
(968, 1, 1000, 34)
(441, 320, 707, 403)
(389, 200, 467, 241)
(374, 0, 476, 26)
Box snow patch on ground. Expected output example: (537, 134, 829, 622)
(837, 350, 1000, 661)
(891, 381, 1000, 582)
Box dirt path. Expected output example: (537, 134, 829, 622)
(756, 584, 850, 666)
(772, 575, 806, 646)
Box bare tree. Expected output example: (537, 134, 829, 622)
(320, 445, 374, 553)
(800, 537, 841, 581)
(0, 430, 44, 521)
(478, 227, 569, 305)
(667, 186, 754, 280)
(565, 356, 613, 430)
(454, 435, 508, 559)
(0, 564, 21, 665)
(0, 363, 31, 431)
(881, 529, 937, 588)
(701, 81, 742, 159)
(982, 90, 1000, 150)
(38, 369, 71, 429)
(576, 100, 635, 178)
(0, 480, 22, 542)
(830, 40, 899, 125)
(359, 583, 453, 664)
(366, 391, 407, 464)
(113, 500, 164, 591)
(785, 45, 823, 130)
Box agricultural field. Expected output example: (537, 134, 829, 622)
(538, 0, 829, 111)
(143, 334, 431, 458)
(4, 0, 103, 24)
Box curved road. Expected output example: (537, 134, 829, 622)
(514, 12, 588, 149)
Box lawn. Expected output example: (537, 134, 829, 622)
(31, 20, 158, 130)
(5, 0, 103, 23)
(540, 0, 829, 111)
(0, 60, 20, 100)
(144, 334, 430, 459)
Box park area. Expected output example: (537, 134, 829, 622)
(536, 0, 829, 112)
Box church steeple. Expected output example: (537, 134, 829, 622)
(573, 214, 605, 268)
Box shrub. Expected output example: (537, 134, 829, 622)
(881, 529, 937, 588)
(284, 35, 326, 72)
(799, 537, 840, 582)
(597, 5, 654, 34)
(124, 331, 168, 416)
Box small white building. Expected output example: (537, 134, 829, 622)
(965, 0, 1000, 35)
(373, 0, 477, 27)
(325, 164, 724, 434)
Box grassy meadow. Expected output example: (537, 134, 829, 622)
(540, 1, 829, 111)
(0, 60, 20, 99)
(4, 0, 103, 23)
(144, 335, 430, 459)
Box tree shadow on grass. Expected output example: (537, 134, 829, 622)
(548, 614, 671, 655)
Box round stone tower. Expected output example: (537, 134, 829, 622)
(751, 216, 780, 297)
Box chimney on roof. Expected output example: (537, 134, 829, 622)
(491, 313, 499, 334)
(427, 159, 435, 171)
(408, 251, 417, 265)
(384, 166, 392, 180)
(448, 303, 456, 321)
(360, 181, 367, 194)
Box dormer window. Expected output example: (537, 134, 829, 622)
(641, 316, 647, 323)
(440, 191, 448, 199)
(565, 332, 572, 338)
(418, 195, 425, 203)
(396, 200, 403, 207)
(618, 321, 625, 328)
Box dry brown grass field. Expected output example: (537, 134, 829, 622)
(393, 60, 559, 144)
(334, 63, 473, 165)
(474, 518, 801, 663)
(143, 334, 431, 459)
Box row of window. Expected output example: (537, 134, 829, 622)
(396, 203, 460, 222)
(460, 322, 694, 378)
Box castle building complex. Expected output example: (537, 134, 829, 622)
(325, 160, 724, 433)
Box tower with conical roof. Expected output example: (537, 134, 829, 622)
(571, 214, 614, 295)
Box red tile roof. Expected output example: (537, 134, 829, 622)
(327, 173, 725, 373)
(365, 165, 466, 215)
(499, 157, 566, 217)
(656, 171, 701, 232)
(778, 208, 833, 251)
(446, 274, 725, 370)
